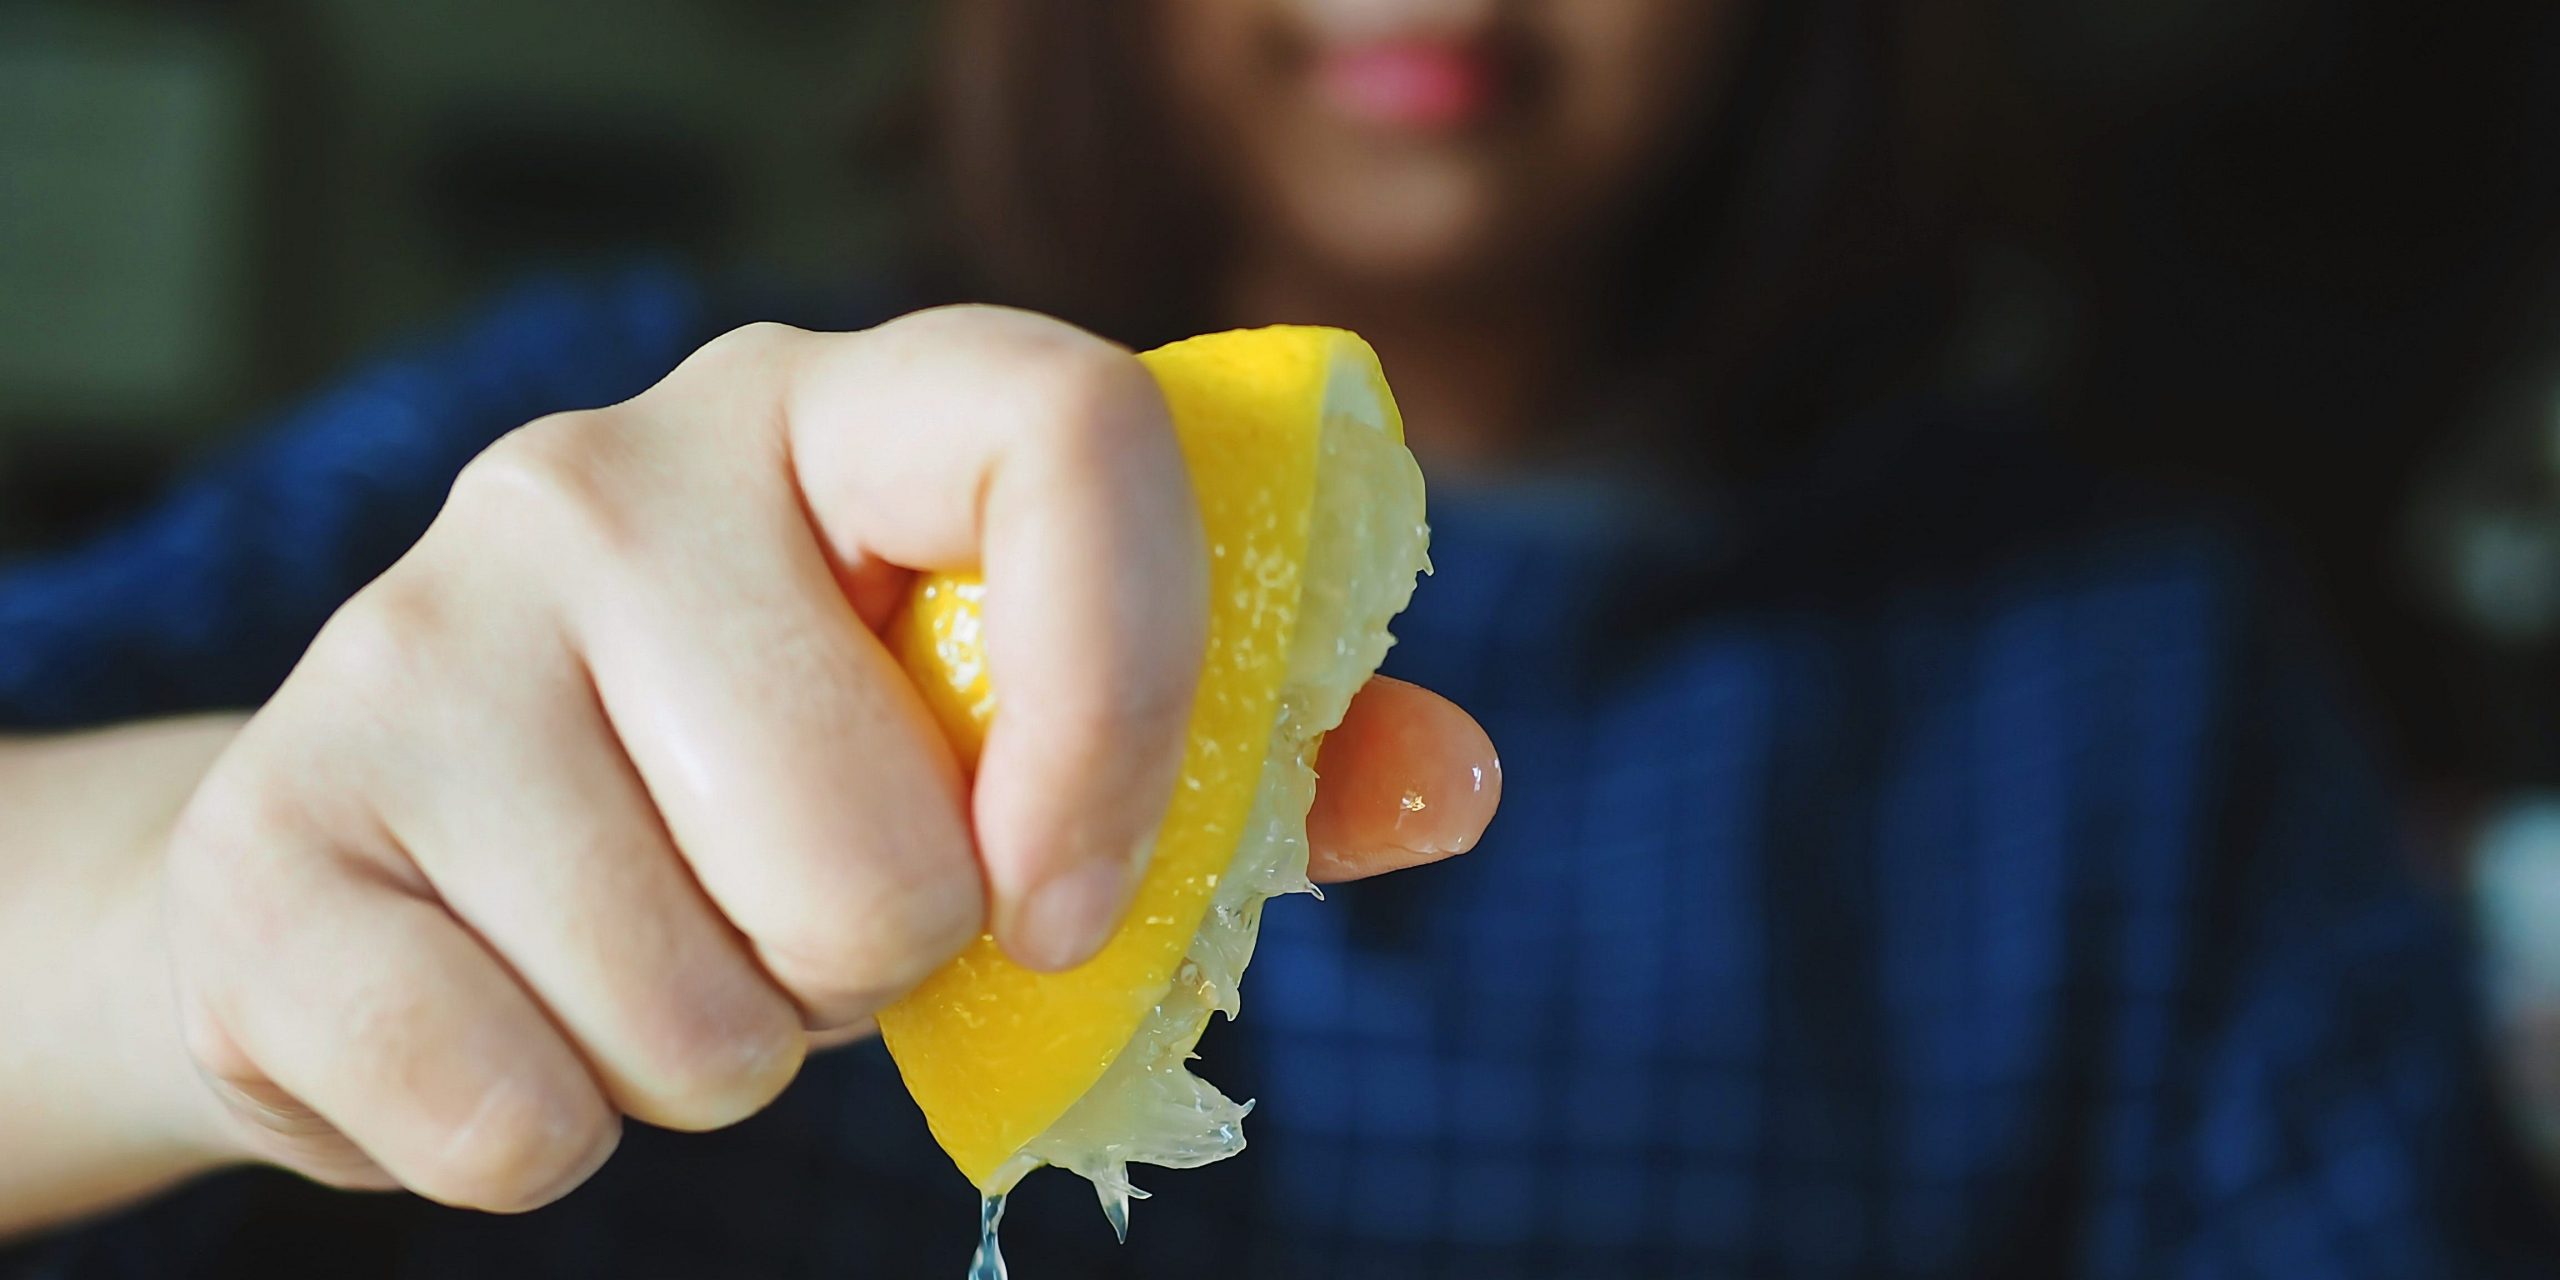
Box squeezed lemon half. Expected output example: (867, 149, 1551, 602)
(877, 325, 1430, 1231)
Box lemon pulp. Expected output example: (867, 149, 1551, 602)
(878, 326, 1430, 1232)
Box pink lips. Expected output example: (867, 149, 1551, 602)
(1312, 39, 1499, 133)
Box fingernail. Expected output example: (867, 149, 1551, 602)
(1014, 859, 1136, 971)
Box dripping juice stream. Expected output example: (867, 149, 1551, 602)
(968, 1194, 1007, 1280)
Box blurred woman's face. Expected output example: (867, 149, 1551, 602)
(1153, 0, 1735, 290)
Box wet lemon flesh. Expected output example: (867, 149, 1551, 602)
(878, 326, 1430, 1229)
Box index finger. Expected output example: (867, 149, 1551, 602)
(780, 306, 1205, 972)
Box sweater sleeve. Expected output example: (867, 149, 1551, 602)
(0, 264, 713, 729)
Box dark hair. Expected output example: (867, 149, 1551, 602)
(933, 1, 2007, 469)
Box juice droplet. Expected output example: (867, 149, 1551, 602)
(967, 1194, 1007, 1280)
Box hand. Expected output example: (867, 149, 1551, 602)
(154, 308, 1499, 1216)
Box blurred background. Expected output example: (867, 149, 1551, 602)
(4, 0, 2557, 804)
(4, 0, 2560, 1138)
(0, 0, 922, 539)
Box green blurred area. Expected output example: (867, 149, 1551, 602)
(0, 0, 922, 539)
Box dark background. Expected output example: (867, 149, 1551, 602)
(4, 0, 2559, 812)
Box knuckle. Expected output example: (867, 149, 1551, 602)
(894, 302, 1084, 350)
(167, 770, 272, 877)
(176, 1001, 262, 1098)
(1016, 341, 1166, 457)
(676, 321, 807, 382)
(165, 775, 312, 951)
(624, 991, 806, 1132)
(893, 305, 1163, 454)
(447, 412, 632, 549)
(758, 864, 984, 1017)
(704, 319, 807, 358)
(299, 581, 444, 699)
(420, 1085, 618, 1213)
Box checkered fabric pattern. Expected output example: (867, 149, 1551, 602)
(3, 270, 2551, 1279)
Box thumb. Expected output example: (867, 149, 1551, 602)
(1306, 676, 1500, 883)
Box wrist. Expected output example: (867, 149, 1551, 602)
(104, 823, 249, 1171)
(0, 716, 249, 1236)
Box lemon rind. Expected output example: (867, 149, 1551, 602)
(1000, 348, 1431, 1229)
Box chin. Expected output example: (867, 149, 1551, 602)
(1311, 234, 1485, 287)
(1252, 146, 1513, 289)
(1281, 202, 1509, 291)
